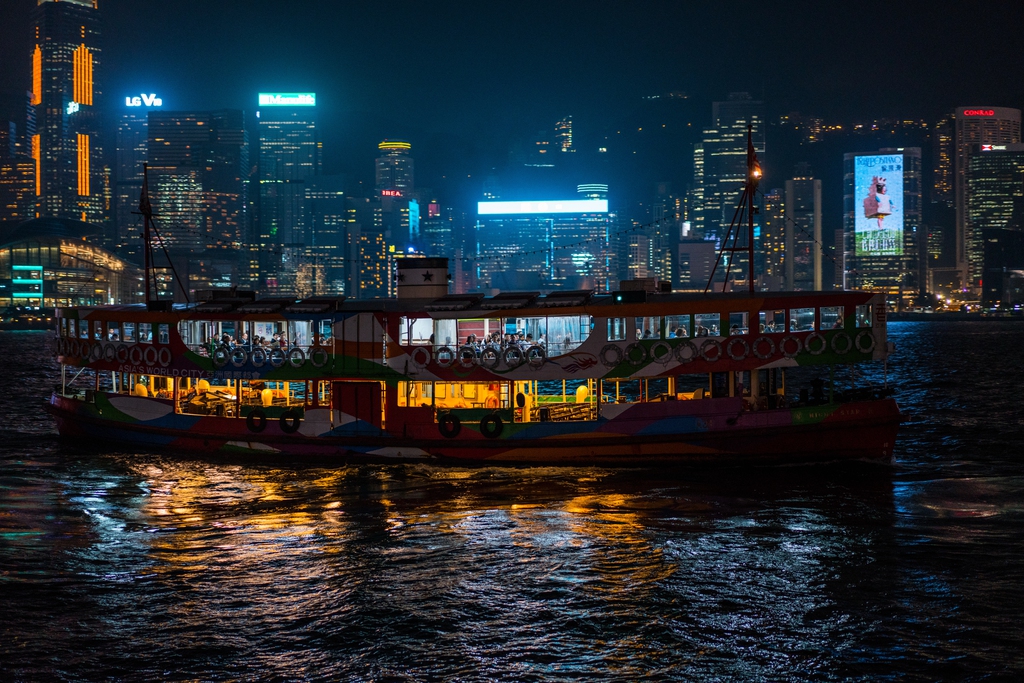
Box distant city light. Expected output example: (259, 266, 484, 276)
(258, 93, 316, 106)
(477, 199, 608, 215)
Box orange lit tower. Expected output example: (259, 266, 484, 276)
(29, 0, 104, 223)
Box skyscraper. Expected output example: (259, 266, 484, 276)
(375, 140, 414, 193)
(760, 188, 785, 290)
(953, 107, 1022, 289)
(555, 116, 573, 153)
(114, 107, 150, 260)
(29, 0, 105, 223)
(785, 174, 822, 290)
(257, 93, 319, 293)
(843, 147, 923, 305)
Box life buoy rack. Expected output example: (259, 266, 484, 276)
(480, 347, 499, 369)
(309, 347, 329, 368)
(129, 345, 144, 364)
(269, 348, 287, 368)
(780, 335, 802, 358)
(503, 346, 524, 369)
(699, 339, 723, 362)
(230, 347, 249, 368)
(279, 410, 302, 434)
(805, 332, 827, 356)
(115, 344, 129, 363)
(251, 347, 268, 368)
(157, 347, 172, 368)
(435, 346, 455, 369)
(457, 345, 477, 368)
(624, 342, 648, 367)
(104, 343, 117, 362)
(674, 340, 698, 364)
(246, 409, 267, 433)
(650, 340, 673, 364)
(212, 345, 230, 368)
(831, 332, 853, 355)
(143, 346, 158, 366)
(726, 337, 750, 361)
(438, 412, 461, 438)
(526, 344, 546, 368)
(855, 330, 876, 353)
(410, 346, 432, 369)
(752, 336, 776, 360)
(600, 343, 623, 367)
(480, 414, 503, 439)
(287, 347, 306, 368)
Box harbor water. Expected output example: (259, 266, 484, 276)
(1, 322, 1023, 681)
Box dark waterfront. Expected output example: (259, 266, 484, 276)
(2, 322, 1023, 681)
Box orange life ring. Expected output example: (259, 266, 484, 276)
(485, 396, 499, 409)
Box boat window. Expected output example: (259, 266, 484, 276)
(694, 313, 720, 337)
(122, 322, 136, 343)
(158, 324, 170, 344)
(607, 317, 628, 341)
(434, 381, 505, 410)
(457, 319, 488, 346)
(316, 320, 332, 344)
(666, 315, 691, 338)
(759, 309, 785, 334)
(855, 304, 873, 328)
(510, 317, 545, 347)
(92, 320, 103, 340)
(68, 319, 77, 338)
(820, 306, 845, 330)
(78, 320, 89, 339)
(546, 315, 591, 355)
(288, 320, 312, 348)
(107, 323, 120, 341)
(789, 308, 816, 332)
(138, 322, 153, 343)
(516, 379, 597, 422)
(397, 381, 433, 407)
(434, 319, 457, 347)
(252, 321, 284, 345)
(636, 316, 661, 340)
(728, 312, 749, 336)
(399, 317, 434, 345)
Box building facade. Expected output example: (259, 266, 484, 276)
(785, 176, 822, 290)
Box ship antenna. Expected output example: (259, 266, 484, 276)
(704, 124, 761, 294)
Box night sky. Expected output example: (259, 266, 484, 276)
(2, 0, 1022, 190)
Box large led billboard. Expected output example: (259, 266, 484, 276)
(478, 199, 608, 215)
(854, 153, 904, 256)
(258, 93, 316, 106)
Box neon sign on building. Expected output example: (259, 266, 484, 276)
(258, 93, 316, 106)
(962, 109, 995, 116)
(125, 93, 163, 107)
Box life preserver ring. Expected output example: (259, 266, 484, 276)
(157, 347, 172, 368)
(805, 332, 827, 356)
(68, 339, 79, 358)
(526, 344, 546, 368)
(480, 347, 499, 369)
(104, 343, 117, 362)
(309, 347, 329, 368)
(650, 340, 673, 364)
(246, 409, 267, 433)
(780, 335, 802, 358)
(410, 346, 431, 369)
(90, 342, 105, 362)
(230, 347, 249, 368)
(726, 337, 750, 361)
(831, 332, 853, 355)
(55, 338, 64, 356)
(269, 348, 287, 368)
(480, 414, 503, 439)
(115, 344, 129, 363)
(287, 347, 306, 368)
(855, 330, 876, 353)
(251, 347, 268, 368)
(438, 413, 461, 438)
(674, 340, 698, 363)
(143, 346, 158, 366)
(699, 339, 723, 362)
(211, 345, 230, 368)
(127, 345, 142, 365)
(458, 345, 477, 368)
(752, 336, 776, 360)
(503, 346, 524, 369)
(485, 395, 499, 409)
(435, 346, 455, 369)
(600, 343, 623, 367)
(279, 410, 302, 434)
(624, 342, 648, 366)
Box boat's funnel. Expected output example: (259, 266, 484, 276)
(395, 257, 450, 299)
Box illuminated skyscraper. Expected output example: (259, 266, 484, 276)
(953, 107, 1022, 288)
(931, 113, 953, 205)
(375, 140, 414, 193)
(785, 174, 822, 291)
(965, 143, 1024, 306)
(555, 116, 573, 152)
(257, 93, 319, 293)
(29, 0, 105, 223)
(114, 109, 149, 260)
(760, 188, 785, 290)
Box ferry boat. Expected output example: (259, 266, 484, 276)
(45, 144, 902, 465)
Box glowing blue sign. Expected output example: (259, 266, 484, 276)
(258, 93, 316, 106)
(478, 199, 608, 215)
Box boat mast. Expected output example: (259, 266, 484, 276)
(704, 124, 761, 294)
(139, 163, 155, 308)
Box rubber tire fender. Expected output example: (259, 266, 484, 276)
(247, 409, 268, 433)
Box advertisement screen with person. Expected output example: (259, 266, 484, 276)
(855, 153, 904, 256)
